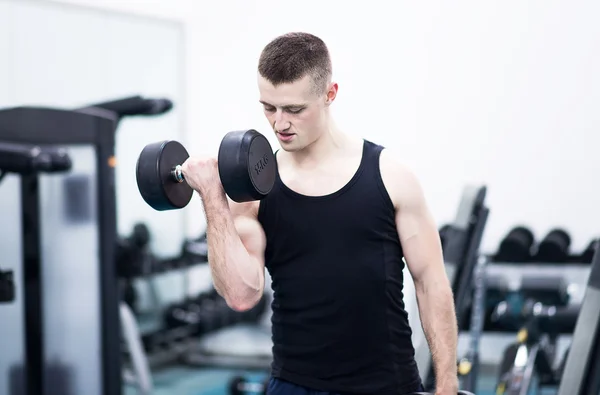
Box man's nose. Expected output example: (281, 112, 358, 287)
(273, 110, 290, 132)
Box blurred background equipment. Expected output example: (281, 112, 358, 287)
(532, 228, 572, 264)
(0, 104, 121, 395)
(0, 1, 185, 394)
(494, 226, 535, 263)
(418, 184, 490, 391)
(79, 95, 174, 121)
(556, 241, 600, 395)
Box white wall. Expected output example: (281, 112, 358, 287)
(2, 0, 186, 257)
(51, 0, 600, 254)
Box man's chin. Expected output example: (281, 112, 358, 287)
(279, 145, 301, 152)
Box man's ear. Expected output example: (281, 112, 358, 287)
(325, 82, 338, 105)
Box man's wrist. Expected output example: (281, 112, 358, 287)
(198, 181, 226, 202)
(435, 373, 459, 394)
(199, 184, 228, 216)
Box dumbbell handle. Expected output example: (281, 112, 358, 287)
(172, 165, 185, 183)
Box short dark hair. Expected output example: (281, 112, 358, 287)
(258, 32, 332, 95)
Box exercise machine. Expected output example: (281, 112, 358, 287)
(0, 107, 120, 395)
(422, 184, 490, 390)
(0, 138, 77, 395)
(493, 275, 578, 395)
(556, 241, 600, 395)
(0, 95, 172, 395)
(78, 95, 173, 125)
(0, 142, 72, 307)
(456, 250, 513, 394)
(456, 255, 492, 393)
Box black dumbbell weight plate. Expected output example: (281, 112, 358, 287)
(218, 130, 276, 203)
(535, 228, 571, 263)
(136, 140, 194, 211)
(496, 226, 535, 262)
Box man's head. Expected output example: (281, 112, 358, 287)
(257, 32, 338, 152)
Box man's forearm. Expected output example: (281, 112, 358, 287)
(201, 189, 262, 310)
(415, 277, 458, 391)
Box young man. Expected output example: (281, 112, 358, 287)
(181, 32, 458, 395)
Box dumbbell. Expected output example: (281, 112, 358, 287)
(164, 292, 235, 334)
(180, 232, 209, 263)
(229, 375, 269, 395)
(580, 238, 598, 263)
(533, 228, 571, 263)
(495, 226, 535, 262)
(116, 222, 153, 278)
(163, 294, 217, 330)
(163, 301, 193, 329)
(194, 294, 234, 332)
(136, 129, 277, 211)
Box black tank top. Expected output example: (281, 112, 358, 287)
(258, 140, 422, 395)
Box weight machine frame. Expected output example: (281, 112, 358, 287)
(557, 244, 600, 395)
(494, 305, 577, 395)
(0, 106, 121, 395)
(0, 95, 173, 395)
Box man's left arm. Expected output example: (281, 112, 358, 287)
(380, 152, 458, 394)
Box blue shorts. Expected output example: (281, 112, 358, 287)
(266, 377, 425, 395)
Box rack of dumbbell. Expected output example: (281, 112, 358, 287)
(494, 225, 598, 264)
(163, 288, 267, 340)
(117, 223, 268, 366)
(116, 223, 212, 363)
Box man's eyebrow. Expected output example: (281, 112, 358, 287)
(259, 100, 307, 109)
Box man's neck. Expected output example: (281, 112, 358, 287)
(288, 123, 352, 168)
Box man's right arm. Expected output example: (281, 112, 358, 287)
(202, 187, 266, 312)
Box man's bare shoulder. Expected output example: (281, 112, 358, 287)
(379, 148, 425, 210)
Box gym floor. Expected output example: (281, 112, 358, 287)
(124, 367, 266, 395)
(123, 365, 535, 395)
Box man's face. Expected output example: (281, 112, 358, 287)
(258, 74, 334, 152)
